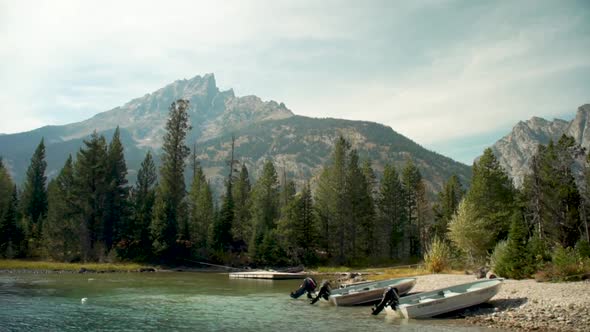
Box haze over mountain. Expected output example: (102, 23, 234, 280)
(491, 104, 590, 186)
(0, 74, 471, 195)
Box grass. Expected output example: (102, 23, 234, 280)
(0, 259, 149, 272)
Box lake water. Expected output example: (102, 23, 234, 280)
(0, 272, 498, 331)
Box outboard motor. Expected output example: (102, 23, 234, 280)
(290, 277, 318, 299)
(310, 280, 331, 304)
(371, 287, 399, 315)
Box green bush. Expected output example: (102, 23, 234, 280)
(534, 245, 589, 282)
(490, 240, 508, 274)
(575, 239, 590, 258)
(424, 236, 451, 273)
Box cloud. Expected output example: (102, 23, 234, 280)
(0, 0, 588, 165)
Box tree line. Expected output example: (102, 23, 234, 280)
(3, 99, 588, 271)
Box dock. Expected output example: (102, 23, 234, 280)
(228, 271, 307, 280)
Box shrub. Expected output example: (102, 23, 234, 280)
(490, 240, 508, 274)
(424, 236, 451, 273)
(575, 239, 590, 258)
(534, 245, 590, 282)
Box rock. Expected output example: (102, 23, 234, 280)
(139, 267, 156, 272)
(78, 267, 87, 273)
(475, 267, 489, 279)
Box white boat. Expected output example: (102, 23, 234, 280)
(385, 279, 503, 319)
(329, 277, 416, 306)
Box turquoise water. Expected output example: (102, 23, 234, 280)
(0, 272, 496, 331)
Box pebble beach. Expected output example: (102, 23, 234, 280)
(412, 274, 590, 332)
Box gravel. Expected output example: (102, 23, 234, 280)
(411, 274, 590, 332)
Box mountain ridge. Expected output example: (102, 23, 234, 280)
(0, 74, 471, 195)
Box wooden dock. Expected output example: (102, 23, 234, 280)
(228, 271, 307, 280)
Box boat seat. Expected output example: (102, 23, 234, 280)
(466, 287, 483, 292)
(419, 298, 436, 303)
(443, 291, 461, 297)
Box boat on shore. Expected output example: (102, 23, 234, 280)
(384, 279, 502, 318)
(328, 277, 416, 306)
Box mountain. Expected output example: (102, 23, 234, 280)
(490, 104, 590, 186)
(0, 74, 471, 196)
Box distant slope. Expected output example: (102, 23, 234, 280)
(490, 104, 590, 186)
(195, 115, 471, 195)
(0, 74, 471, 195)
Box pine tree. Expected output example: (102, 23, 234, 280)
(126, 151, 157, 260)
(0, 157, 13, 223)
(43, 156, 79, 261)
(232, 163, 251, 247)
(188, 157, 207, 251)
(210, 136, 238, 254)
(74, 131, 109, 261)
(194, 180, 214, 256)
(402, 159, 426, 256)
(249, 160, 280, 262)
(467, 148, 515, 243)
(315, 136, 350, 263)
(536, 136, 582, 247)
(359, 159, 377, 258)
(104, 127, 129, 251)
(378, 163, 406, 259)
(20, 138, 48, 250)
(432, 175, 463, 241)
(493, 211, 533, 279)
(150, 100, 191, 259)
(0, 185, 22, 258)
(211, 182, 235, 253)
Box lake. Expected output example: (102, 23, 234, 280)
(0, 272, 498, 331)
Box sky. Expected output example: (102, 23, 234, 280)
(0, 0, 589, 164)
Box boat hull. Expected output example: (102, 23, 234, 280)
(386, 279, 502, 319)
(329, 278, 416, 306)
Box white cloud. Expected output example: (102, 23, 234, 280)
(0, 0, 588, 165)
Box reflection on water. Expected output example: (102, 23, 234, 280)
(0, 273, 496, 331)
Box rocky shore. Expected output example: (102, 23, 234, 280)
(411, 274, 590, 332)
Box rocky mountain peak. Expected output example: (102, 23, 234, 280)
(490, 103, 590, 187)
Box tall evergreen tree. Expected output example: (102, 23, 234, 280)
(378, 163, 406, 259)
(210, 135, 238, 254)
(104, 127, 129, 251)
(232, 163, 251, 247)
(211, 181, 234, 253)
(0, 185, 22, 258)
(20, 138, 48, 249)
(467, 148, 515, 243)
(74, 131, 109, 261)
(359, 159, 377, 258)
(126, 151, 157, 260)
(188, 158, 207, 250)
(535, 136, 582, 247)
(194, 180, 214, 256)
(315, 136, 350, 263)
(493, 211, 533, 279)
(249, 160, 280, 262)
(150, 100, 191, 259)
(43, 156, 79, 261)
(0, 158, 13, 223)
(432, 175, 463, 241)
(402, 159, 426, 256)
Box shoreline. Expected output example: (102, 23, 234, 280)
(408, 274, 590, 332)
